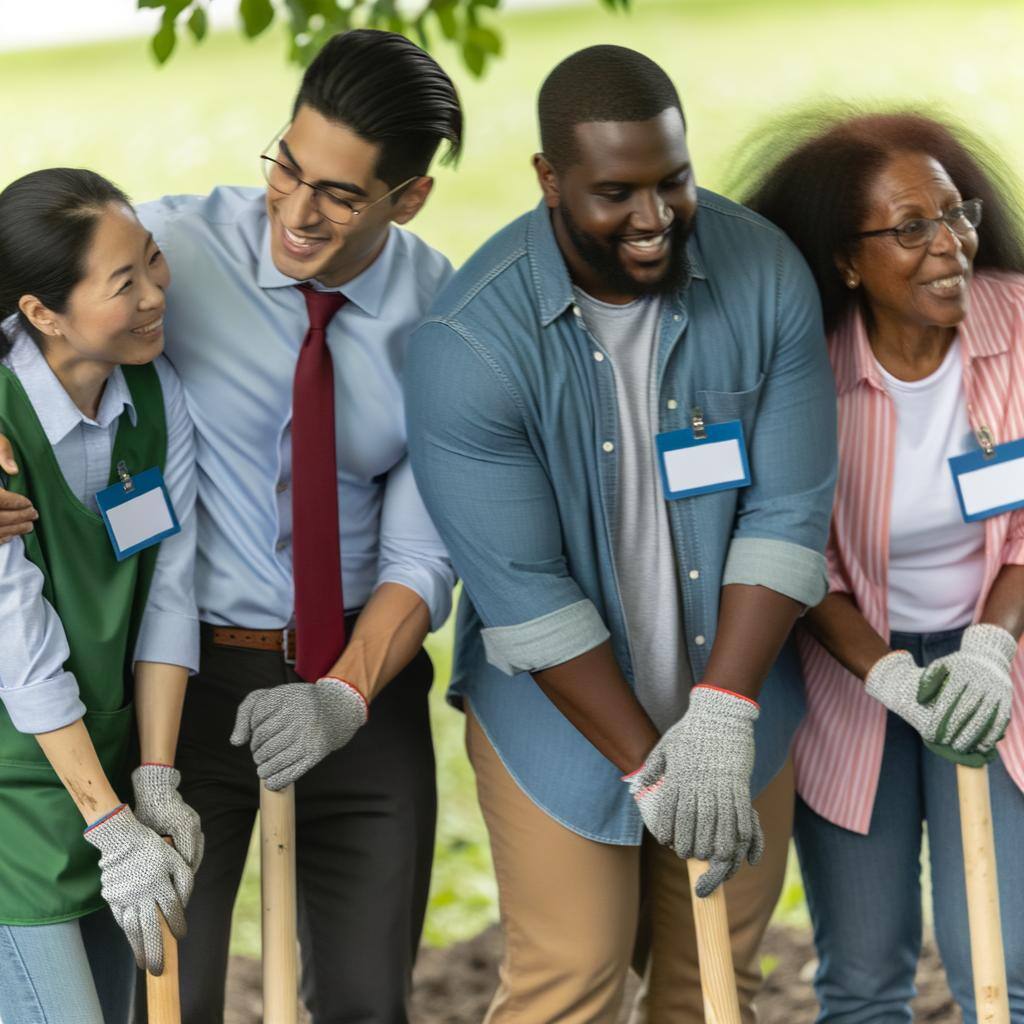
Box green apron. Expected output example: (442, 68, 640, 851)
(0, 362, 165, 924)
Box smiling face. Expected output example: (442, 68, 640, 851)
(844, 151, 978, 339)
(265, 105, 431, 288)
(535, 107, 697, 304)
(29, 202, 169, 368)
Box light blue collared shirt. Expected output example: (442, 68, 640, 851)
(0, 329, 199, 734)
(137, 187, 455, 631)
(406, 193, 838, 843)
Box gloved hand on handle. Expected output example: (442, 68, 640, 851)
(624, 683, 763, 898)
(866, 623, 1015, 756)
(131, 763, 204, 870)
(230, 676, 369, 791)
(83, 804, 194, 974)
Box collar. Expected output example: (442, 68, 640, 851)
(6, 328, 136, 445)
(256, 216, 397, 318)
(833, 275, 1010, 396)
(526, 200, 706, 328)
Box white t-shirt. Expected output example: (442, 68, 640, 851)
(881, 339, 986, 633)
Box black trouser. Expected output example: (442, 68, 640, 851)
(135, 619, 436, 1024)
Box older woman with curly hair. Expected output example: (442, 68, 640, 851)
(738, 110, 1024, 1022)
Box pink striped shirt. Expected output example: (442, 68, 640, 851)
(794, 271, 1024, 834)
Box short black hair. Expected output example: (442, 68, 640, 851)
(732, 105, 1024, 333)
(538, 45, 683, 171)
(0, 168, 131, 358)
(294, 28, 462, 189)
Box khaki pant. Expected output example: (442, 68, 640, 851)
(466, 710, 793, 1023)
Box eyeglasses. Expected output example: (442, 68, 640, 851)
(260, 130, 417, 226)
(852, 198, 983, 249)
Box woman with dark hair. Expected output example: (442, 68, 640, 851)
(0, 168, 202, 1022)
(739, 110, 1024, 1021)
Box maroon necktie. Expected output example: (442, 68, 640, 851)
(292, 284, 347, 681)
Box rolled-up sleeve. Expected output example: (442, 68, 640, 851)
(405, 321, 609, 676)
(375, 453, 455, 632)
(723, 241, 838, 607)
(132, 358, 199, 673)
(0, 535, 86, 733)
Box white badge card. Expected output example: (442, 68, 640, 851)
(656, 420, 751, 501)
(95, 466, 180, 561)
(949, 437, 1024, 523)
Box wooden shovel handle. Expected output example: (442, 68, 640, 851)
(686, 859, 742, 1024)
(146, 836, 181, 1024)
(261, 782, 299, 1024)
(956, 763, 1010, 1024)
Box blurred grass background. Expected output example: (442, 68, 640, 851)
(2, 0, 1020, 955)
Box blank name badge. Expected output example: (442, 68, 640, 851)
(655, 419, 751, 501)
(949, 437, 1024, 523)
(95, 465, 180, 561)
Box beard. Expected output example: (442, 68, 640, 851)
(559, 203, 694, 299)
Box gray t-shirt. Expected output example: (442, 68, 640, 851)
(574, 288, 694, 731)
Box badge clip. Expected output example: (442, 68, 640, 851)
(690, 406, 707, 442)
(116, 460, 134, 493)
(975, 426, 996, 461)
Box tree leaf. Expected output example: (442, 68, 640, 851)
(187, 6, 208, 40)
(467, 24, 500, 55)
(151, 19, 177, 62)
(138, 0, 167, 9)
(239, 0, 275, 38)
(461, 38, 485, 76)
(435, 4, 458, 40)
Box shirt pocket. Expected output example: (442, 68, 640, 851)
(695, 373, 766, 438)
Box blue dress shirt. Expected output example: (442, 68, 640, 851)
(137, 187, 455, 631)
(0, 328, 199, 734)
(406, 193, 838, 843)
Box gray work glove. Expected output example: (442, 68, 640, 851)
(229, 677, 368, 791)
(866, 624, 1016, 755)
(625, 685, 763, 898)
(131, 763, 204, 870)
(83, 804, 193, 975)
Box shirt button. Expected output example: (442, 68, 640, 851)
(276, 481, 288, 493)
(572, 304, 583, 318)
(593, 351, 605, 362)
(667, 399, 679, 410)
(673, 314, 682, 322)
(275, 540, 288, 552)
(602, 441, 614, 453)
(694, 634, 706, 646)
(689, 569, 700, 580)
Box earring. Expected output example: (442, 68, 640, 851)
(845, 274, 859, 289)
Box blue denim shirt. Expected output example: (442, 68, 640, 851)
(406, 191, 837, 843)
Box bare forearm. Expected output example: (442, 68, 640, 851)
(980, 564, 1024, 641)
(702, 583, 804, 699)
(804, 592, 890, 680)
(328, 582, 432, 702)
(134, 661, 188, 765)
(533, 641, 660, 774)
(35, 719, 121, 822)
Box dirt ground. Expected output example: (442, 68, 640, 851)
(224, 923, 960, 1023)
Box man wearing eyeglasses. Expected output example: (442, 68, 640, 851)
(0, 29, 460, 1024)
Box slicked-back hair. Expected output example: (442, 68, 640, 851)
(0, 168, 130, 358)
(294, 28, 462, 189)
(730, 104, 1024, 334)
(538, 45, 683, 171)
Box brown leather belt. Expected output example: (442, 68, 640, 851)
(210, 626, 297, 664)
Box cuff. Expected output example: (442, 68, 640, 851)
(480, 599, 610, 677)
(0, 671, 86, 733)
(723, 536, 828, 607)
(375, 564, 454, 633)
(133, 608, 200, 675)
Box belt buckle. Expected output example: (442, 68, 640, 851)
(282, 629, 296, 666)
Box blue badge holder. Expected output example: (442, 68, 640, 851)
(94, 463, 180, 561)
(655, 411, 751, 502)
(949, 436, 1024, 523)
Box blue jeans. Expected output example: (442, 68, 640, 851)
(0, 907, 135, 1024)
(795, 626, 1024, 1023)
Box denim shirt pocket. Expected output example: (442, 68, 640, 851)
(695, 372, 766, 437)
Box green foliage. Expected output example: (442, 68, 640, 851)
(138, 0, 631, 77)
